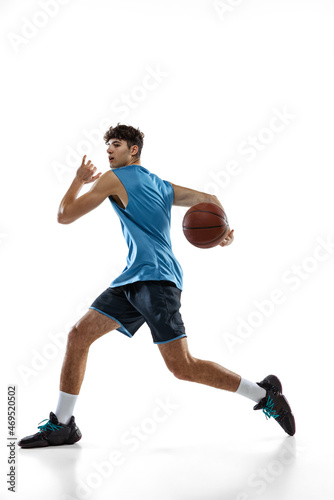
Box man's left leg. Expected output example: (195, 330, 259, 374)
(158, 337, 241, 392)
(158, 338, 295, 435)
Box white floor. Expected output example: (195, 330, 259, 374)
(3, 375, 333, 500)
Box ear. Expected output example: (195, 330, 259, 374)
(131, 144, 139, 156)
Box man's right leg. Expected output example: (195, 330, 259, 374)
(59, 308, 120, 395)
(18, 309, 120, 448)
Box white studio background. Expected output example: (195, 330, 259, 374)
(1, 1, 334, 499)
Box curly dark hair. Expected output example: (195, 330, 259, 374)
(104, 123, 144, 158)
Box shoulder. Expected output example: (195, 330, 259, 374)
(89, 170, 122, 196)
(164, 180, 175, 193)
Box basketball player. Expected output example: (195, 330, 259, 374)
(18, 124, 295, 448)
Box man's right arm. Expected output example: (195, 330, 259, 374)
(169, 182, 225, 211)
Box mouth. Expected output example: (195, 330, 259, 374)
(109, 157, 114, 162)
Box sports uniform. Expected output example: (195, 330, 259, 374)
(89, 164, 187, 344)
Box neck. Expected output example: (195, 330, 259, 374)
(128, 158, 141, 166)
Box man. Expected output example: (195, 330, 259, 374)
(18, 124, 295, 448)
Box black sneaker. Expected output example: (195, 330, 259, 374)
(253, 374, 296, 436)
(257, 374, 283, 395)
(18, 412, 82, 448)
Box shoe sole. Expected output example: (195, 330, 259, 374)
(268, 378, 295, 435)
(18, 441, 49, 449)
(19, 439, 80, 449)
(277, 394, 296, 436)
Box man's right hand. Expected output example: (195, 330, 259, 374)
(76, 155, 102, 184)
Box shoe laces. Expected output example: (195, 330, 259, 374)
(262, 396, 280, 420)
(37, 419, 63, 433)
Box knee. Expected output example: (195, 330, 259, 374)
(67, 324, 90, 349)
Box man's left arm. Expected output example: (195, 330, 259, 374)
(169, 182, 235, 248)
(57, 155, 114, 224)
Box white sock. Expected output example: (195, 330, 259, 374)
(55, 391, 78, 425)
(235, 377, 266, 403)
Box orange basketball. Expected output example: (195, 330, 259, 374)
(182, 203, 229, 248)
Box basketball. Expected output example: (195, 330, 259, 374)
(182, 203, 229, 248)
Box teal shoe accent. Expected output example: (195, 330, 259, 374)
(262, 396, 279, 420)
(37, 419, 63, 433)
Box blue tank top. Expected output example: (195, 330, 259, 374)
(108, 164, 183, 290)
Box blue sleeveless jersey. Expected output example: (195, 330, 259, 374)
(108, 164, 183, 290)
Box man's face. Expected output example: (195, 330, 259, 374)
(106, 138, 139, 168)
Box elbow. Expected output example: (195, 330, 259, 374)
(57, 214, 67, 224)
(57, 211, 71, 224)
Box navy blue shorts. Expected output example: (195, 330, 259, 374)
(89, 280, 187, 345)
